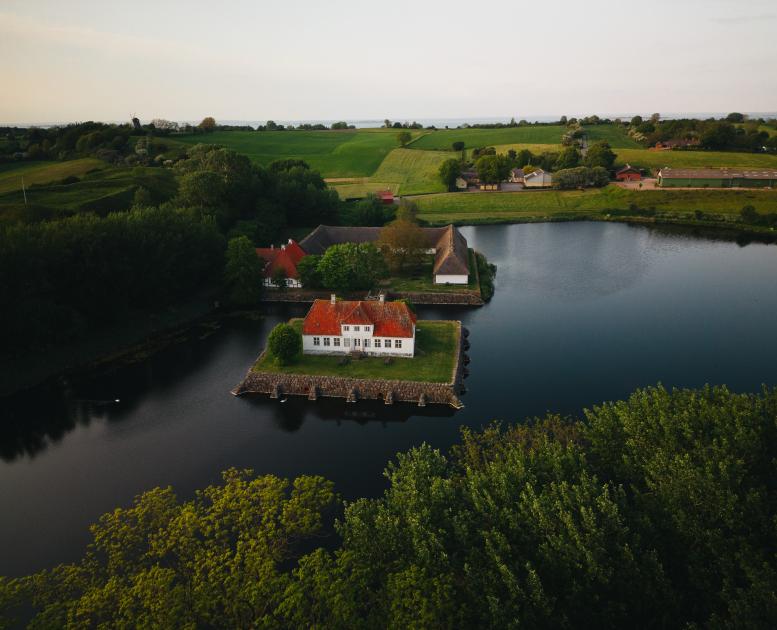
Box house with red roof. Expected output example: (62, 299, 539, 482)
(615, 164, 641, 181)
(255, 239, 306, 288)
(302, 295, 416, 357)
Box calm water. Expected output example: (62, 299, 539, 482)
(2, 222, 777, 577)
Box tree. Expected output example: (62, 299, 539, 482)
(650, 112, 661, 124)
(397, 131, 412, 146)
(630, 115, 643, 127)
(584, 141, 617, 169)
(452, 141, 465, 152)
(297, 255, 323, 288)
(554, 146, 581, 170)
(475, 154, 511, 183)
(516, 148, 534, 168)
(18, 469, 334, 628)
(224, 236, 263, 305)
(268, 323, 302, 364)
(331, 121, 349, 129)
(177, 171, 227, 213)
(198, 116, 216, 131)
(343, 194, 393, 226)
(317, 243, 387, 291)
(438, 158, 462, 191)
(378, 219, 428, 273)
(272, 267, 288, 290)
(740, 204, 759, 223)
(726, 112, 745, 123)
(395, 199, 419, 223)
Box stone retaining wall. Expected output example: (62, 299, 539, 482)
(232, 322, 468, 408)
(261, 290, 483, 306)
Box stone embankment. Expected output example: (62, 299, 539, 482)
(261, 290, 483, 306)
(232, 324, 469, 408)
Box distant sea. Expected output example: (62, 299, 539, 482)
(3, 113, 777, 128)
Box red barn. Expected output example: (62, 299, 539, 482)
(615, 164, 642, 182)
(377, 190, 395, 205)
(255, 239, 306, 288)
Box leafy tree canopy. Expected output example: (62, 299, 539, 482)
(268, 323, 302, 364)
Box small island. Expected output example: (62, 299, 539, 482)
(232, 295, 468, 407)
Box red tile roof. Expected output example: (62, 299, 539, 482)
(302, 299, 416, 338)
(255, 240, 306, 279)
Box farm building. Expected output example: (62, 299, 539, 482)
(509, 168, 525, 183)
(523, 169, 553, 188)
(255, 239, 306, 288)
(302, 295, 416, 357)
(657, 167, 777, 188)
(300, 224, 470, 284)
(377, 190, 395, 204)
(615, 164, 641, 181)
(455, 176, 468, 190)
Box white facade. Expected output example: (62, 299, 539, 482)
(302, 322, 415, 358)
(434, 274, 469, 285)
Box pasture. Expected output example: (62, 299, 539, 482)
(614, 148, 777, 172)
(408, 126, 566, 151)
(410, 186, 777, 224)
(0, 159, 106, 195)
(583, 124, 642, 149)
(175, 129, 409, 177)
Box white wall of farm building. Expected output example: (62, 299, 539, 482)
(434, 274, 468, 284)
(302, 334, 414, 357)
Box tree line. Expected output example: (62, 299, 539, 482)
(2, 384, 774, 628)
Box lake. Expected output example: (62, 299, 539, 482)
(2, 221, 777, 577)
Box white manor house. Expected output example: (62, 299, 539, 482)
(301, 295, 416, 357)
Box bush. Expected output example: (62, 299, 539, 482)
(267, 323, 302, 365)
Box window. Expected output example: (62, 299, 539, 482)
(395, 339, 402, 349)
(343, 325, 349, 331)
(354, 339, 361, 347)
(323, 337, 330, 347)
(354, 326, 360, 332)
(333, 337, 340, 347)
(364, 339, 370, 348)
(313, 337, 320, 346)
(385, 339, 391, 348)
(344, 338, 350, 347)
(365, 326, 370, 332)
(374, 339, 381, 348)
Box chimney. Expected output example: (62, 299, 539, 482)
(379, 294, 385, 303)
(288, 238, 293, 244)
(270, 244, 274, 250)
(330, 294, 336, 304)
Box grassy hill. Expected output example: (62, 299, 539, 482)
(408, 126, 566, 151)
(329, 148, 454, 198)
(175, 129, 410, 178)
(411, 186, 777, 224)
(0, 166, 177, 222)
(614, 148, 777, 172)
(0, 159, 106, 194)
(582, 125, 642, 149)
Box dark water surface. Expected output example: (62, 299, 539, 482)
(2, 222, 777, 577)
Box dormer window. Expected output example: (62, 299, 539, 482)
(343, 325, 349, 331)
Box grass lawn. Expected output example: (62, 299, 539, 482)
(0, 158, 106, 194)
(583, 125, 642, 149)
(330, 147, 454, 198)
(410, 186, 777, 224)
(176, 129, 414, 178)
(469, 143, 563, 159)
(379, 249, 480, 294)
(408, 126, 567, 151)
(253, 319, 459, 383)
(614, 148, 777, 172)
(0, 166, 177, 219)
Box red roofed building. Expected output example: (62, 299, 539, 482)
(615, 164, 642, 182)
(255, 239, 306, 288)
(377, 190, 395, 205)
(302, 295, 416, 357)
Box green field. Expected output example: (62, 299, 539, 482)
(254, 319, 459, 383)
(582, 124, 642, 149)
(408, 126, 566, 151)
(176, 129, 410, 177)
(330, 147, 454, 198)
(614, 148, 777, 172)
(0, 166, 177, 220)
(411, 186, 777, 224)
(0, 159, 106, 194)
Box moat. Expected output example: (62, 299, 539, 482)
(3, 222, 777, 577)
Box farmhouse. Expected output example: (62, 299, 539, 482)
(509, 168, 525, 183)
(523, 169, 553, 188)
(657, 167, 777, 188)
(377, 190, 395, 204)
(302, 295, 416, 357)
(615, 164, 641, 181)
(255, 239, 305, 287)
(300, 224, 470, 284)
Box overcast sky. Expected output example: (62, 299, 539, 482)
(1, 0, 775, 124)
